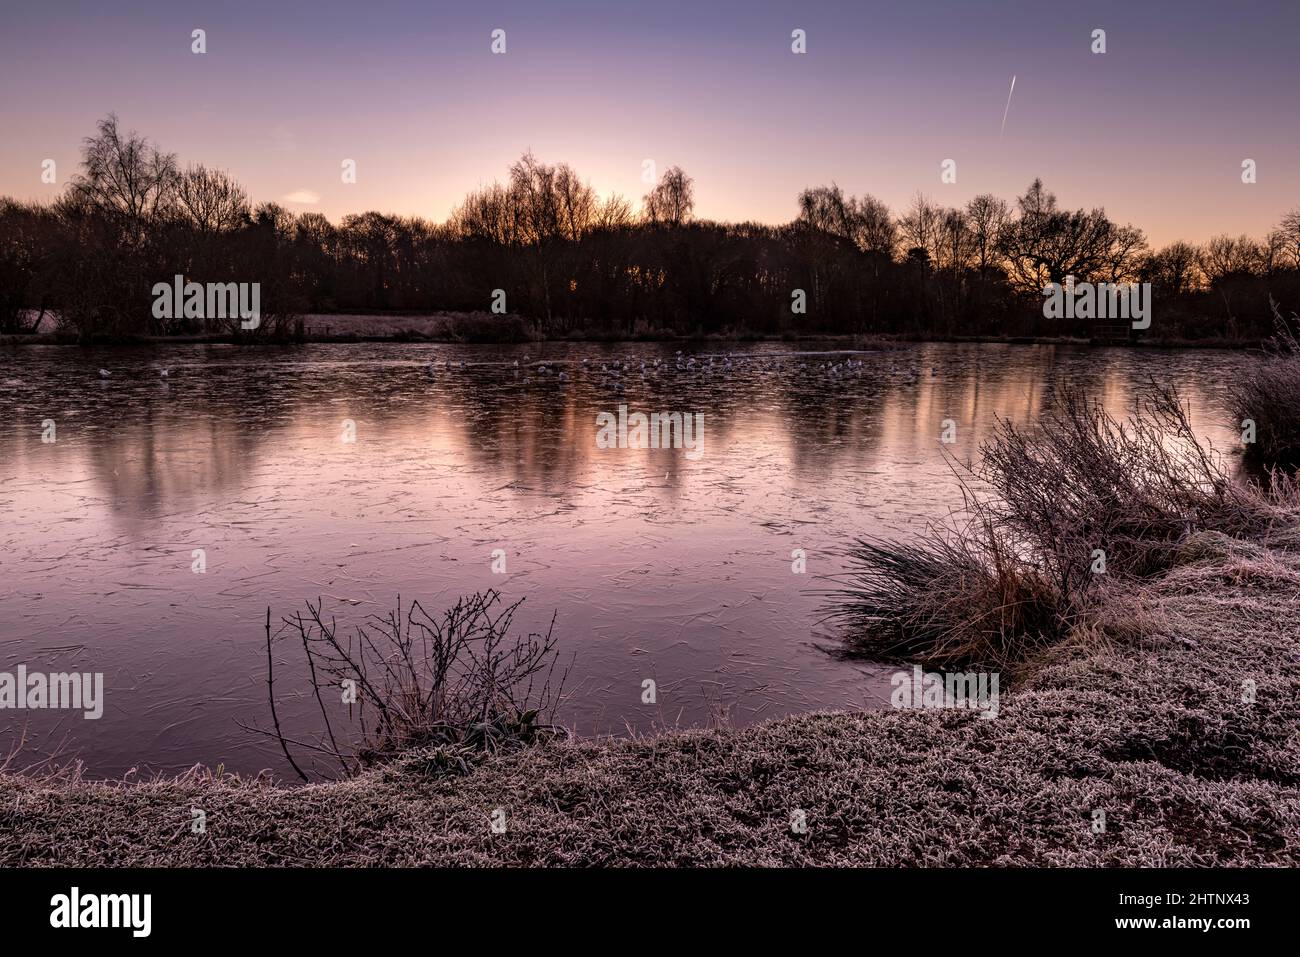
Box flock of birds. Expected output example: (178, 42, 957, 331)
(418, 351, 940, 391)
(95, 353, 941, 388)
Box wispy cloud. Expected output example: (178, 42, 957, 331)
(283, 190, 320, 205)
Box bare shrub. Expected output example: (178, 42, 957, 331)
(980, 383, 1280, 585)
(257, 591, 569, 780)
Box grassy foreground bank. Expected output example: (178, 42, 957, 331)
(2, 531, 1298, 867)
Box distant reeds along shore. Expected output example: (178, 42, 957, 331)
(5, 114, 1300, 344)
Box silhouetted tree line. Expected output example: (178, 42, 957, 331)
(3, 114, 1300, 342)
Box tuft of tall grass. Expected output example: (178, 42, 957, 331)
(822, 516, 1071, 669)
(822, 384, 1300, 670)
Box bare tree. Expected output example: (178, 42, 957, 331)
(797, 184, 855, 239)
(997, 178, 1146, 291)
(1277, 209, 1300, 269)
(174, 164, 249, 234)
(593, 194, 633, 230)
(69, 114, 178, 238)
(509, 151, 561, 243)
(1261, 228, 1289, 275)
(553, 163, 597, 241)
(965, 194, 1009, 271)
(1200, 234, 1263, 285)
(450, 182, 517, 245)
(1143, 241, 1203, 294)
(933, 208, 973, 272)
(796, 184, 895, 257)
(855, 195, 896, 257)
(1099, 223, 1149, 283)
(643, 166, 694, 226)
(897, 192, 943, 263)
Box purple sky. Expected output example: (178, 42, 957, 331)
(2, 0, 1298, 246)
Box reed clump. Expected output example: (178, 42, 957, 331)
(822, 384, 1300, 670)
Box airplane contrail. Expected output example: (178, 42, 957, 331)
(1000, 75, 1016, 137)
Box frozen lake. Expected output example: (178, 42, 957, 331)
(0, 340, 1252, 777)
